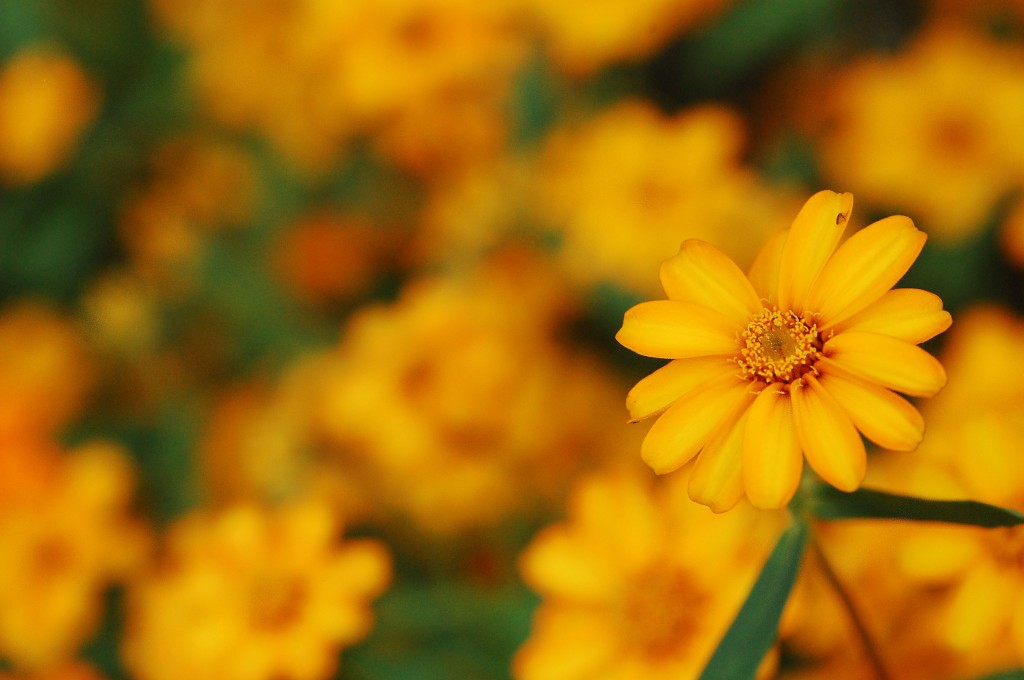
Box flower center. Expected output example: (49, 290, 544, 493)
(249, 574, 307, 632)
(620, 567, 706, 660)
(737, 307, 823, 384)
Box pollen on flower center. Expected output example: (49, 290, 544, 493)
(737, 307, 823, 384)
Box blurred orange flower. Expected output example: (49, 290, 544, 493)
(617, 191, 950, 510)
(0, 48, 99, 185)
(515, 468, 781, 679)
(0, 661, 110, 680)
(122, 501, 390, 680)
(999, 196, 1024, 268)
(273, 213, 398, 306)
(0, 303, 94, 440)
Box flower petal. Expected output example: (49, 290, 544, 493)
(808, 216, 927, 328)
(688, 410, 748, 513)
(777, 190, 853, 314)
(616, 300, 740, 359)
(831, 288, 952, 343)
(896, 528, 981, 584)
(742, 384, 802, 509)
(513, 606, 620, 680)
(660, 239, 762, 326)
(626, 356, 738, 423)
(823, 331, 947, 397)
(519, 526, 616, 600)
(640, 374, 753, 474)
(943, 565, 1006, 651)
(791, 375, 866, 492)
(817, 370, 924, 451)
(747, 229, 788, 303)
(571, 473, 662, 573)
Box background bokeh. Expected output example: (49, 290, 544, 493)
(4, 0, 1024, 678)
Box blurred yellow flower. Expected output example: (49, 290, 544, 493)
(617, 190, 951, 510)
(81, 270, 161, 359)
(150, 0, 355, 170)
(0, 48, 99, 185)
(370, 87, 512, 177)
(778, 518, 959, 680)
(153, 0, 525, 174)
(515, 468, 781, 679)
(411, 157, 535, 266)
(774, 307, 1024, 679)
(119, 136, 255, 288)
(538, 100, 800, 296)
(523, 0, 732, 75)
(122, 501, 390, 680)
(200, 378, 315, 507)
(314, 251, 627, 533)
(0, 441, 149, 670)
(849, 307, 1024, 671)
(340, 0, 525, 176)
(819, 25, 1024, 241)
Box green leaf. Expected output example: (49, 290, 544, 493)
(676, 0, 845, 92)
(971, 670, 1024, 680)
(810, 485, 1024, 528)
(699, 519, 809, 680)
(345, 581, 537, 680)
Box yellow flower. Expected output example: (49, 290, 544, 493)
(522, 0, 733, 76)
(777, 309, 1024, 679)
(0, 48, 99, 185)
(153, 0, 525, 174)
(0, 441, 149, 670)
(838, 307, 1024, 671)
(412, 157, 535, 266)
(313, 250, 632, 533)
(121, 501, 390, 680)
(617, 190, 951, 511)
(514, 468, 782, 679)
(818, 25, 1024, 241)
(537, 100, 801, 297)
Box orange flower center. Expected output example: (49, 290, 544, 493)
(737, 308, 822, 384)
(620, 568, 706, 660)
(249, 574, 307, 632)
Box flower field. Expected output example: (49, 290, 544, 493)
(2, 1, 1024, 678)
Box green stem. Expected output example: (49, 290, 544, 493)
(809, 531, 893, 680)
